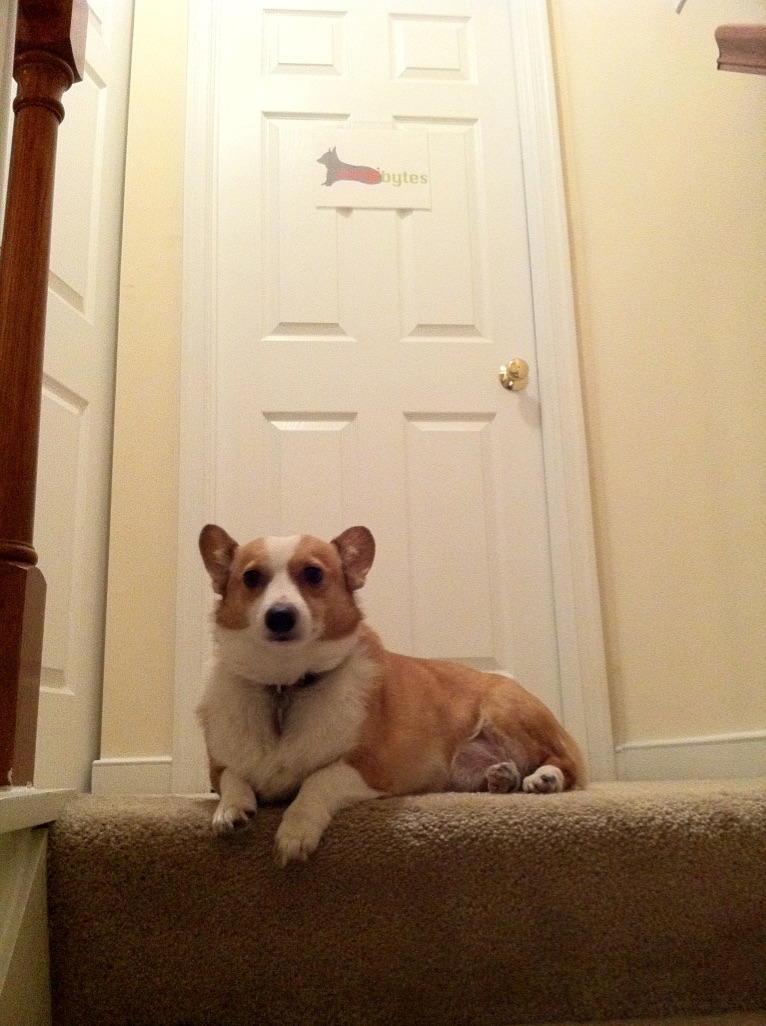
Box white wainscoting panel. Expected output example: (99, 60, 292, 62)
(91, 757, 174, 795)
(616, 731, 766, 781)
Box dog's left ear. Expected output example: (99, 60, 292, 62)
(332, 526, 375, 592)
(199, 524, 238, 596)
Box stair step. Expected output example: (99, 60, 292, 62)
(47, 779, 766, 1026)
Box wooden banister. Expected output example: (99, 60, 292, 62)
(716, 25, 766, 75)
(0, 0, 86, 787)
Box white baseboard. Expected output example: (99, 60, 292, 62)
(91, 757, 173, 795)
(90, 735, 765, 795)
(615, 730, 766, 781)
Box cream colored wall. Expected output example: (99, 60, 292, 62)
(549, 0, 766, 746)
(100, 0, 187, 758)
(101, 0, 766, 769)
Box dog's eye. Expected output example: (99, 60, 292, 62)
(303, 565, 323, 586)
(242, 568, 263, 589)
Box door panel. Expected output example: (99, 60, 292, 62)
(33, 0, 133, 790)
(404, 414, 495, 660)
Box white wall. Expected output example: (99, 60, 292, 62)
(100, 0, 186, 759)
(549, 0, 766, 771)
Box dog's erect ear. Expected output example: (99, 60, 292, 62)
(199, 524, 238, 596)
(332, 526, 375, 592)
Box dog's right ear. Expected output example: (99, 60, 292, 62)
(199, 524, 238, 596)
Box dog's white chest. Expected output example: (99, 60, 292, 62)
(198, 652, 374, 801)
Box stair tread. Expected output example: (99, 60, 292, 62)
(47, 779, 766, 1026)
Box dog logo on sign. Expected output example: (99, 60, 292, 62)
(317, 147, 382, 186)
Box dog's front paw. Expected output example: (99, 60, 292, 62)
(522, 765, 565, 794)
(212, 799, 257, 836)
(274, 809, 329, 866)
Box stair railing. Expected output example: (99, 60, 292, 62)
(0, 0, 86, 787)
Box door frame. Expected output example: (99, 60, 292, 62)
(173, 0, 615, 793)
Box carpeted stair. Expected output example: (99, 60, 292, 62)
(47, 779, 766, 1026)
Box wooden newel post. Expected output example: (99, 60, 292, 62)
(0, 0, 86, 787)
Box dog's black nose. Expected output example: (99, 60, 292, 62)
(265, 603, 298, 636)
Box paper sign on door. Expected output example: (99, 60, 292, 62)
(315, 131, 431, 209)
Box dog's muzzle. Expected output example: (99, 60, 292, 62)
(265, 603, 299, 639)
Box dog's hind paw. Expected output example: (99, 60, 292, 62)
(485, 760, 521, 793)
(522, 765, 565, 793)
(212, 801, 257, 835)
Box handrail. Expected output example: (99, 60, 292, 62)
(716, 25, 766, 75)
(0, 0, 86, 786)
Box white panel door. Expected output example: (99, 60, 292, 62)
(211, 0, 561, 706)
(32, 0, 134, 790)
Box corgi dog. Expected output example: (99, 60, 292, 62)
(197, 525, 586, 865)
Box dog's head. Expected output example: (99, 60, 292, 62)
(199, 525, 375, 681)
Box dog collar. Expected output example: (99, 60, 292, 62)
(267, 672, 323, 736)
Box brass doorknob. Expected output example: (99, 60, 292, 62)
(499, 358, 529, 391)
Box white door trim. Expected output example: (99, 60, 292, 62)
(173, 0, 221, 794)
(173, 0, 615, 794)
(506, 3, 615, 781)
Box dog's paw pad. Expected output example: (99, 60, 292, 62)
(485, 761, 521, 793)
(522, 766, 565, 794)
(212, 804, 257, 836)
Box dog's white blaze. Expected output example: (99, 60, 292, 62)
(262, 535, 302, 607)
(252, 535, 314, 641)
(264, 535, 300, 570)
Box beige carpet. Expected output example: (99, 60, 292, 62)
(47, 779, 766, 1026)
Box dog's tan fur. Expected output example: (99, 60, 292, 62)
(347, 628, 584, 795)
